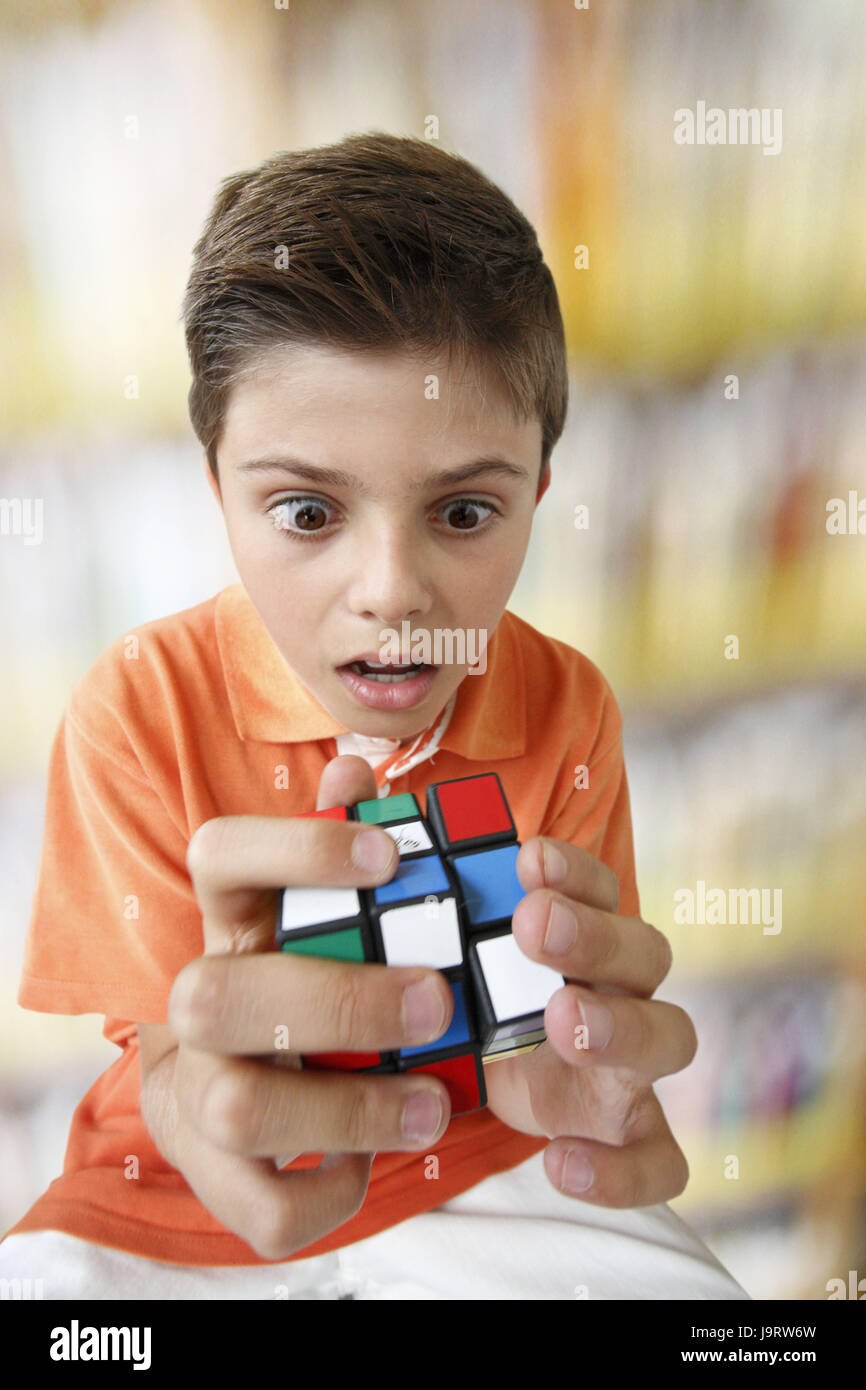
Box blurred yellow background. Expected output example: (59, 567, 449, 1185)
(1, 0, 864, 1300)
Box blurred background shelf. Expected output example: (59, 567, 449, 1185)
(677, 1105, 864, 1214)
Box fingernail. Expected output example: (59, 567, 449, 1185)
(543, 900, 576, 955)
(562, 1149, 594, 1194)
(543, 841, 568, 884)
(402, 979, 446, 1042)
(402, 1088, 443, 1142)
(352, 829, 395, 874)
(577, 996, 614, 1051)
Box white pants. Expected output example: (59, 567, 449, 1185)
(0, 1151, 750, 1300)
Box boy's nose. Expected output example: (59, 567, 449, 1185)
(346, 539, 433, 624)
(354, 581, 430, 621)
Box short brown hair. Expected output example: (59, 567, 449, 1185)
(181, 132, 568, 483)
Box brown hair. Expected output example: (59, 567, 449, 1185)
(181, 132, 568, 483)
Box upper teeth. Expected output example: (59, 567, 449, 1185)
(352, 659, 421, 682)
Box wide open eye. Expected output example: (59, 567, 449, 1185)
(439, 498, 499, 531)
(268, 496, 336, 538)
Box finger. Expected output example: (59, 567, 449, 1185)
(185, 814, 398, 952)
(172, 1107, 374, 1261)
(517, 837, 620, 914)
(542, 983, 698, 1080)
(317, 754, 379, 812)
(169, 952, 453, 1056)
(542, 1090, 690, 1208)
(511, 888, 673, 997)
(176, 1045, 450, 1155)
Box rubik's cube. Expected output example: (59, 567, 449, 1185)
(275, 773, 565, 1117)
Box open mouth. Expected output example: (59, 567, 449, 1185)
(336, 653, 439, 709)
(345, 659, 434, 684)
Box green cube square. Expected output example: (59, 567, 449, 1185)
(355, 793, 419, 824)
(280, 927, 366, 962)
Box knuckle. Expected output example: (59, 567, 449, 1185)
(560, 900, 615, 976)
(289, 817, 331, 870)
(249, 1207, 302, 1262)
(623, 1084, 649, 1142)
(248, 1159, 370, 1261)
(586, 905, 619, 973)
(581, 1070, 644, 1148)
(648, 922, 673, 985)
(202, 1063, 253, 1152)
(186, 817, 225, 880)
(331, 969, 369, 1048)
(529, 1063, 569, 1137)
(607, 1078, 645, 1148)
(340, 1079, 378, 1150)
(170, 957, 227, 1044)
(628, 1001, 655, 1075)
(614, 1095, 642, 1149)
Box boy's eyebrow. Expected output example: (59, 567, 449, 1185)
(235, 455, 531, 492)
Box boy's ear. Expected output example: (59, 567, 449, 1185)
(535, 462, 551, 504)
(204, 458, 222, 506)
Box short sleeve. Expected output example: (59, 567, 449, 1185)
(539, 685, 642, 920)
(17, 698, 203, 1023)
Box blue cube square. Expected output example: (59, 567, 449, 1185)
(451, 844, 523, 925)
(373, 853, 450, 905)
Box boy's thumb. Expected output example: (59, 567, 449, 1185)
(316, 754, 380, 813)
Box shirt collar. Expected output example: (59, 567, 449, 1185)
(214, 583, 526, 760)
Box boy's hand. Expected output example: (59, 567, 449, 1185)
(164, 756, 454, 1262)
(483, 837, 697, 1208)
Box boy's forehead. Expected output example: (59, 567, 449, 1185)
(235, 341, 499, 395)
(221, 342, 538, 460)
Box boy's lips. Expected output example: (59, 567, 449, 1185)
(335, 652, 439, 710)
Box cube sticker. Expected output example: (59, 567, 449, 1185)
(356, 793, 420, 825)
(279, 926, 366, 962)
(373, 853, 450, 905)
(379, 896, 462, 968)
(474, 931, 562, 1045)
(382, 819, 433, 856)
(426, 772, 516, 852)
(404, 1050, 484, 1115)
(279, 885, 362, 932)
(451, 845, 523, 926)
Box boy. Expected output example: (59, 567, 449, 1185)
(0, 133, 748, 1299)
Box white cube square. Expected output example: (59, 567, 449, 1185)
(383, 819, 433, 856)
(379, 897, 462, 968)
(476, 933, 561, 1022)
(280, 886, 361, 932)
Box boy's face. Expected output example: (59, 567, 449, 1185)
(210, 344, 549, 740)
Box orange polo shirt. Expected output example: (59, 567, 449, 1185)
(6, 583, 641, 1265)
